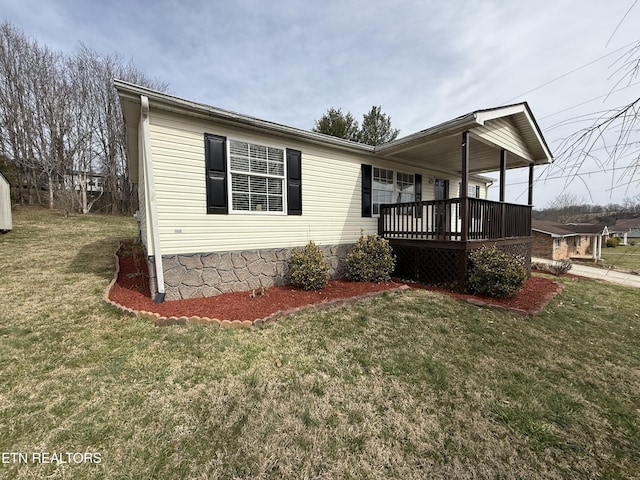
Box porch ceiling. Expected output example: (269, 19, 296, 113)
(376, 103, 553, 175)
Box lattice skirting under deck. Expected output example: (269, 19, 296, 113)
(390, 239, 532, 292)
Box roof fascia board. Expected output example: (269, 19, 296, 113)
(374, 115, 479, 156)
(474, 103, 527, 124)
(532, 228, 577, 237)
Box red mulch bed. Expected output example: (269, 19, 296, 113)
(109, 279, 404, 321)
(408, 276, 562, 314)
(108, 242, 564, 321)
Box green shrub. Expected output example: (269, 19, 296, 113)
(606, 237, 620, 248)
(346, 233, 396, 282)
(468, 246, 527, 298)
(289, 241, 329, 290)
(532, 259, 572, 276)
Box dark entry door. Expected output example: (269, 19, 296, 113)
(434, 179, 449, 237)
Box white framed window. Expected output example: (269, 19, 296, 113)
(457, 183, 481, 198)
(396, 172, 415, 203)
(373, 168, 415, 215)
(229, 139, 285, 213)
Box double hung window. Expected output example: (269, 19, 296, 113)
(229, 140, 284, 213)
(372, 168, 415, 215)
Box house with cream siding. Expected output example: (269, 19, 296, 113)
(609, 218, 640, 245)
(116, 81, 553, 302)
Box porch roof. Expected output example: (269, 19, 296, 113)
(532, 220, 607, 237)
(376, 103, 553, 175)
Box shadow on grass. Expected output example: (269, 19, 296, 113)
(69, 236, 134, 281)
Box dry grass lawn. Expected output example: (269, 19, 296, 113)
(0, 208, 639, 479)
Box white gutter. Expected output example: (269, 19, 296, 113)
(140, 95, 166, 303)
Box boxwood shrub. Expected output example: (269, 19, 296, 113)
(468, 246, 527, 298)
(346, 233, 396, 282)
(289, 241, 329, 290)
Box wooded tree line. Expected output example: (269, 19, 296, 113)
(0, 21, 167, 214)
(533, 192, 640, 225)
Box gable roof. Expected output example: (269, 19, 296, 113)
(610, 217, 640, 231)
(532, 220, 608, 237)
(115, 80, 553, 184)
(532, 220, 579, 237)
(377, 103, 553, 173)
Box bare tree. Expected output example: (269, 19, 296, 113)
(545, 192, 586, 223)
(0, 22, 39, 204)
(552, 25, 640, 199)
(0, 21, 169, 214)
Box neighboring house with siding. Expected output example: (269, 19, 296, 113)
(0, 171, 12, 233)
(609, 218, 640, 245)
(532, 220, 608, 261)
(116, 81, 552, 301)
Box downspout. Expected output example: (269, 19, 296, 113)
(140, 95, 166, 303)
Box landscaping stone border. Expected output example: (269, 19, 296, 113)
(104, 242, 564, 328)
(104, 244, 411, 327)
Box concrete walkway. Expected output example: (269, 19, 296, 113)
(532, 257, 640, 289)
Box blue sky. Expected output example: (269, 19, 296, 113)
(2, 0, 639, 207)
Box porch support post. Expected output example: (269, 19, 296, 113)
(499, 149, 506, 238)
(499, 149, 506, 202)
(528, 163, 534, 206)
(461, 131, 469, 242)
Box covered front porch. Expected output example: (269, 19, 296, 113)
(372, 104, 553, 291)
(378, 197, 533, 291)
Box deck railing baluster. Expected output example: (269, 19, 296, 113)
(378, 199, 531, 242)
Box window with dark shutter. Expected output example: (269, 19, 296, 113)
(229, 140, 285, 212)
(286, 149, 302, 215)
(204, 133, 228, 214)
(361, 164, 372, 217)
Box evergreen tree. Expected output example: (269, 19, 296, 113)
(311, 107, 360, 142)
(359, 105, 399, 146)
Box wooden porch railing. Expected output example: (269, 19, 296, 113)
(378, 198, 532, 241)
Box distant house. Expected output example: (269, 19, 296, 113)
(609, 218, 640, 245)
(0, 171, 12, 233)
(116, 80, 552, 301)
(532, 220, 608, 261)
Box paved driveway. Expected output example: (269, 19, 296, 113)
(532, 257, 640, 289)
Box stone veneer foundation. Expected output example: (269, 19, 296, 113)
(147, 244, 353, 301)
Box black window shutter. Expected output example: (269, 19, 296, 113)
(415, 174, 422, 202)
(204, 133, 228, 214)
(415, 173, 422, 217)
(286, 149, 302, 215)
(475, 185, 480, 198)
(361, 164, 372, 217)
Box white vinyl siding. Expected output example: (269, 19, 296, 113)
(473, 117, 534, 162)
(143, 109, 489, 256)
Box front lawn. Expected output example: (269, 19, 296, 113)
(0, 208, 638, 479)
(600, 243, 640, 270)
